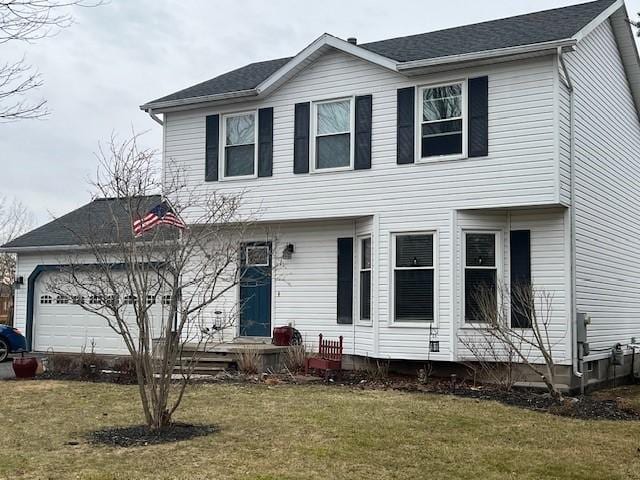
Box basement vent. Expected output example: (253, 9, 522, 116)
(429, 341, 440, 353)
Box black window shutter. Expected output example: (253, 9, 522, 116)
(293, 102, 310, 174)
(510, 230, 532, 328)
(337, 237, 354, 324)
(258, 107, 273, 177)
(468, 76, 489, 157)
(355, 94, 372, 170)
(205, 114, 219, 181)
(396, 86, 415, 164)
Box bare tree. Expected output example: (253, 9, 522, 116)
(47, 134, 266, 430)
(0, 0, 101, 121)
(468, 282, 565, 400)
(0, 196, 34, 324)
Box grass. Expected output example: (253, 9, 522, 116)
(2, 381, 640, 480)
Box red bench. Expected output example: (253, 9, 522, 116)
(305, 334, 343, 380)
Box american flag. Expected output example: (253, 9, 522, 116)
(132, 201, 187, 237)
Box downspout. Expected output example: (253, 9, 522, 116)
(146, 108, 164, 126)
(558, 46, 584, 391)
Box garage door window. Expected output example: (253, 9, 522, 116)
(40, 295, 52, 304)
(56, 295, 69, 304)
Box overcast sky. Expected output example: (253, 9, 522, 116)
(1, 0, 638, 226)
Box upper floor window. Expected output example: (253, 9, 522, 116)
(419, 82, 465, 160)
(222, 111, 256, 178)
(313, 98, 353, 171)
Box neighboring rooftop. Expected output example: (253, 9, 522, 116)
(144, 0, 617, 107)
(1, 195, 164, 249)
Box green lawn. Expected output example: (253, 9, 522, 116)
(2, 381, 640, 480)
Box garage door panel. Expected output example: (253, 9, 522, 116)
(34, 272, 166, 355)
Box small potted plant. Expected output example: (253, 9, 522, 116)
(13, 351, 38, 379)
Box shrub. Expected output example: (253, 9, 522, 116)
(49, 353, 80, 375)
(112, 356, 137, 383)
(362, 357, 390, 382)
(284, 345, 308, 373)
(235, 347, 261, 374)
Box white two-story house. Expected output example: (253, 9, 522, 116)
(4, 0, 640, 390)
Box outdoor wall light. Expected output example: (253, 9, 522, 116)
(14, 276, 24, 289)
(283, 243, 295, 259)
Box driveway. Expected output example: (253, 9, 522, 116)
(0, 360, 14, 380)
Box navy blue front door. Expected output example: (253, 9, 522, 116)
(239, 242, 272, 337)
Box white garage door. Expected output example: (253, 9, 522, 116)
(34, 271, 167, 355)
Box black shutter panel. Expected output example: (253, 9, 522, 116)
(258, 107, 273, 177)
(293, 102, 310, 174)
(205, 114, 219, 181)
(337, 237, 354, 324)
(354, 94, 372, 170)
(396, 86, 415, 164)
(510, 230, 532, 328)
(468, 76, 489, 157)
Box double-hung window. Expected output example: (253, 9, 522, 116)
(464, 232, 498, 323)
(222, 111, 256, 178)
(359, 237, 372, 321)
(314, 98, 353, 170)
(393, 233, 435, 323)
(420, 82, 465, 159)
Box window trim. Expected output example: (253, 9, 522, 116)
(415, 79, 468, 163)
(310, 96, 355, 173)
(219, 109, 258, 181)
(245, 245, 270, 267)
(462, 229, 502, 327)
(389, 230, 439, 328)
(356, 235, 372, 324)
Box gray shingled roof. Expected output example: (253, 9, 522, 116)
(145, 0, 617, 106)
(1, 196, 165, 249)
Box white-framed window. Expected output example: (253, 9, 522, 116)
(124, 295, 136, 305)
(89, 295, 102, 305)
(312, 97, 354, 171)
(392, 232, 436, 323)
(245, 245, 270, 267)
(221, 110, 257, 179)
(358, 236, 372, 322)
(418, 81, 466, 160)
(161, 294, 172, 306)
(463, 231, 499, 324)
(40, 295, 52, 304)
(147, 295, 156, 305)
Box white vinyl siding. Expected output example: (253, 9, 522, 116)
(565, 20, 640, 357)
(159, 49, 561, 361)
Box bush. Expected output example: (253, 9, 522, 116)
(284, 345, 308, 373)
(112, 357, 137, 383)
(49, 353, 80, 375)
(236, 347, 261, 374)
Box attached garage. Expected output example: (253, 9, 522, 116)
(1, 195, 170, 355)
(33, 271, 166, 355)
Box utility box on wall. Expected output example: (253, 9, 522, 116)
(576, 312, 590, 358)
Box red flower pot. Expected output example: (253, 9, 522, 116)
(12, 357, 38, 379)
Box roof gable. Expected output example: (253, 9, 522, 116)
(141, 0, 621, 111)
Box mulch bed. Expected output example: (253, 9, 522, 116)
(88, 423, 218, 447)
(38, 367, 640, 422)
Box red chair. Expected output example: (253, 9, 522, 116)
(305, 334, 343, 380)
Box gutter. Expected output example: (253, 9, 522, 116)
(557, 46, 584, 390)
(145, 109, 164, 126)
